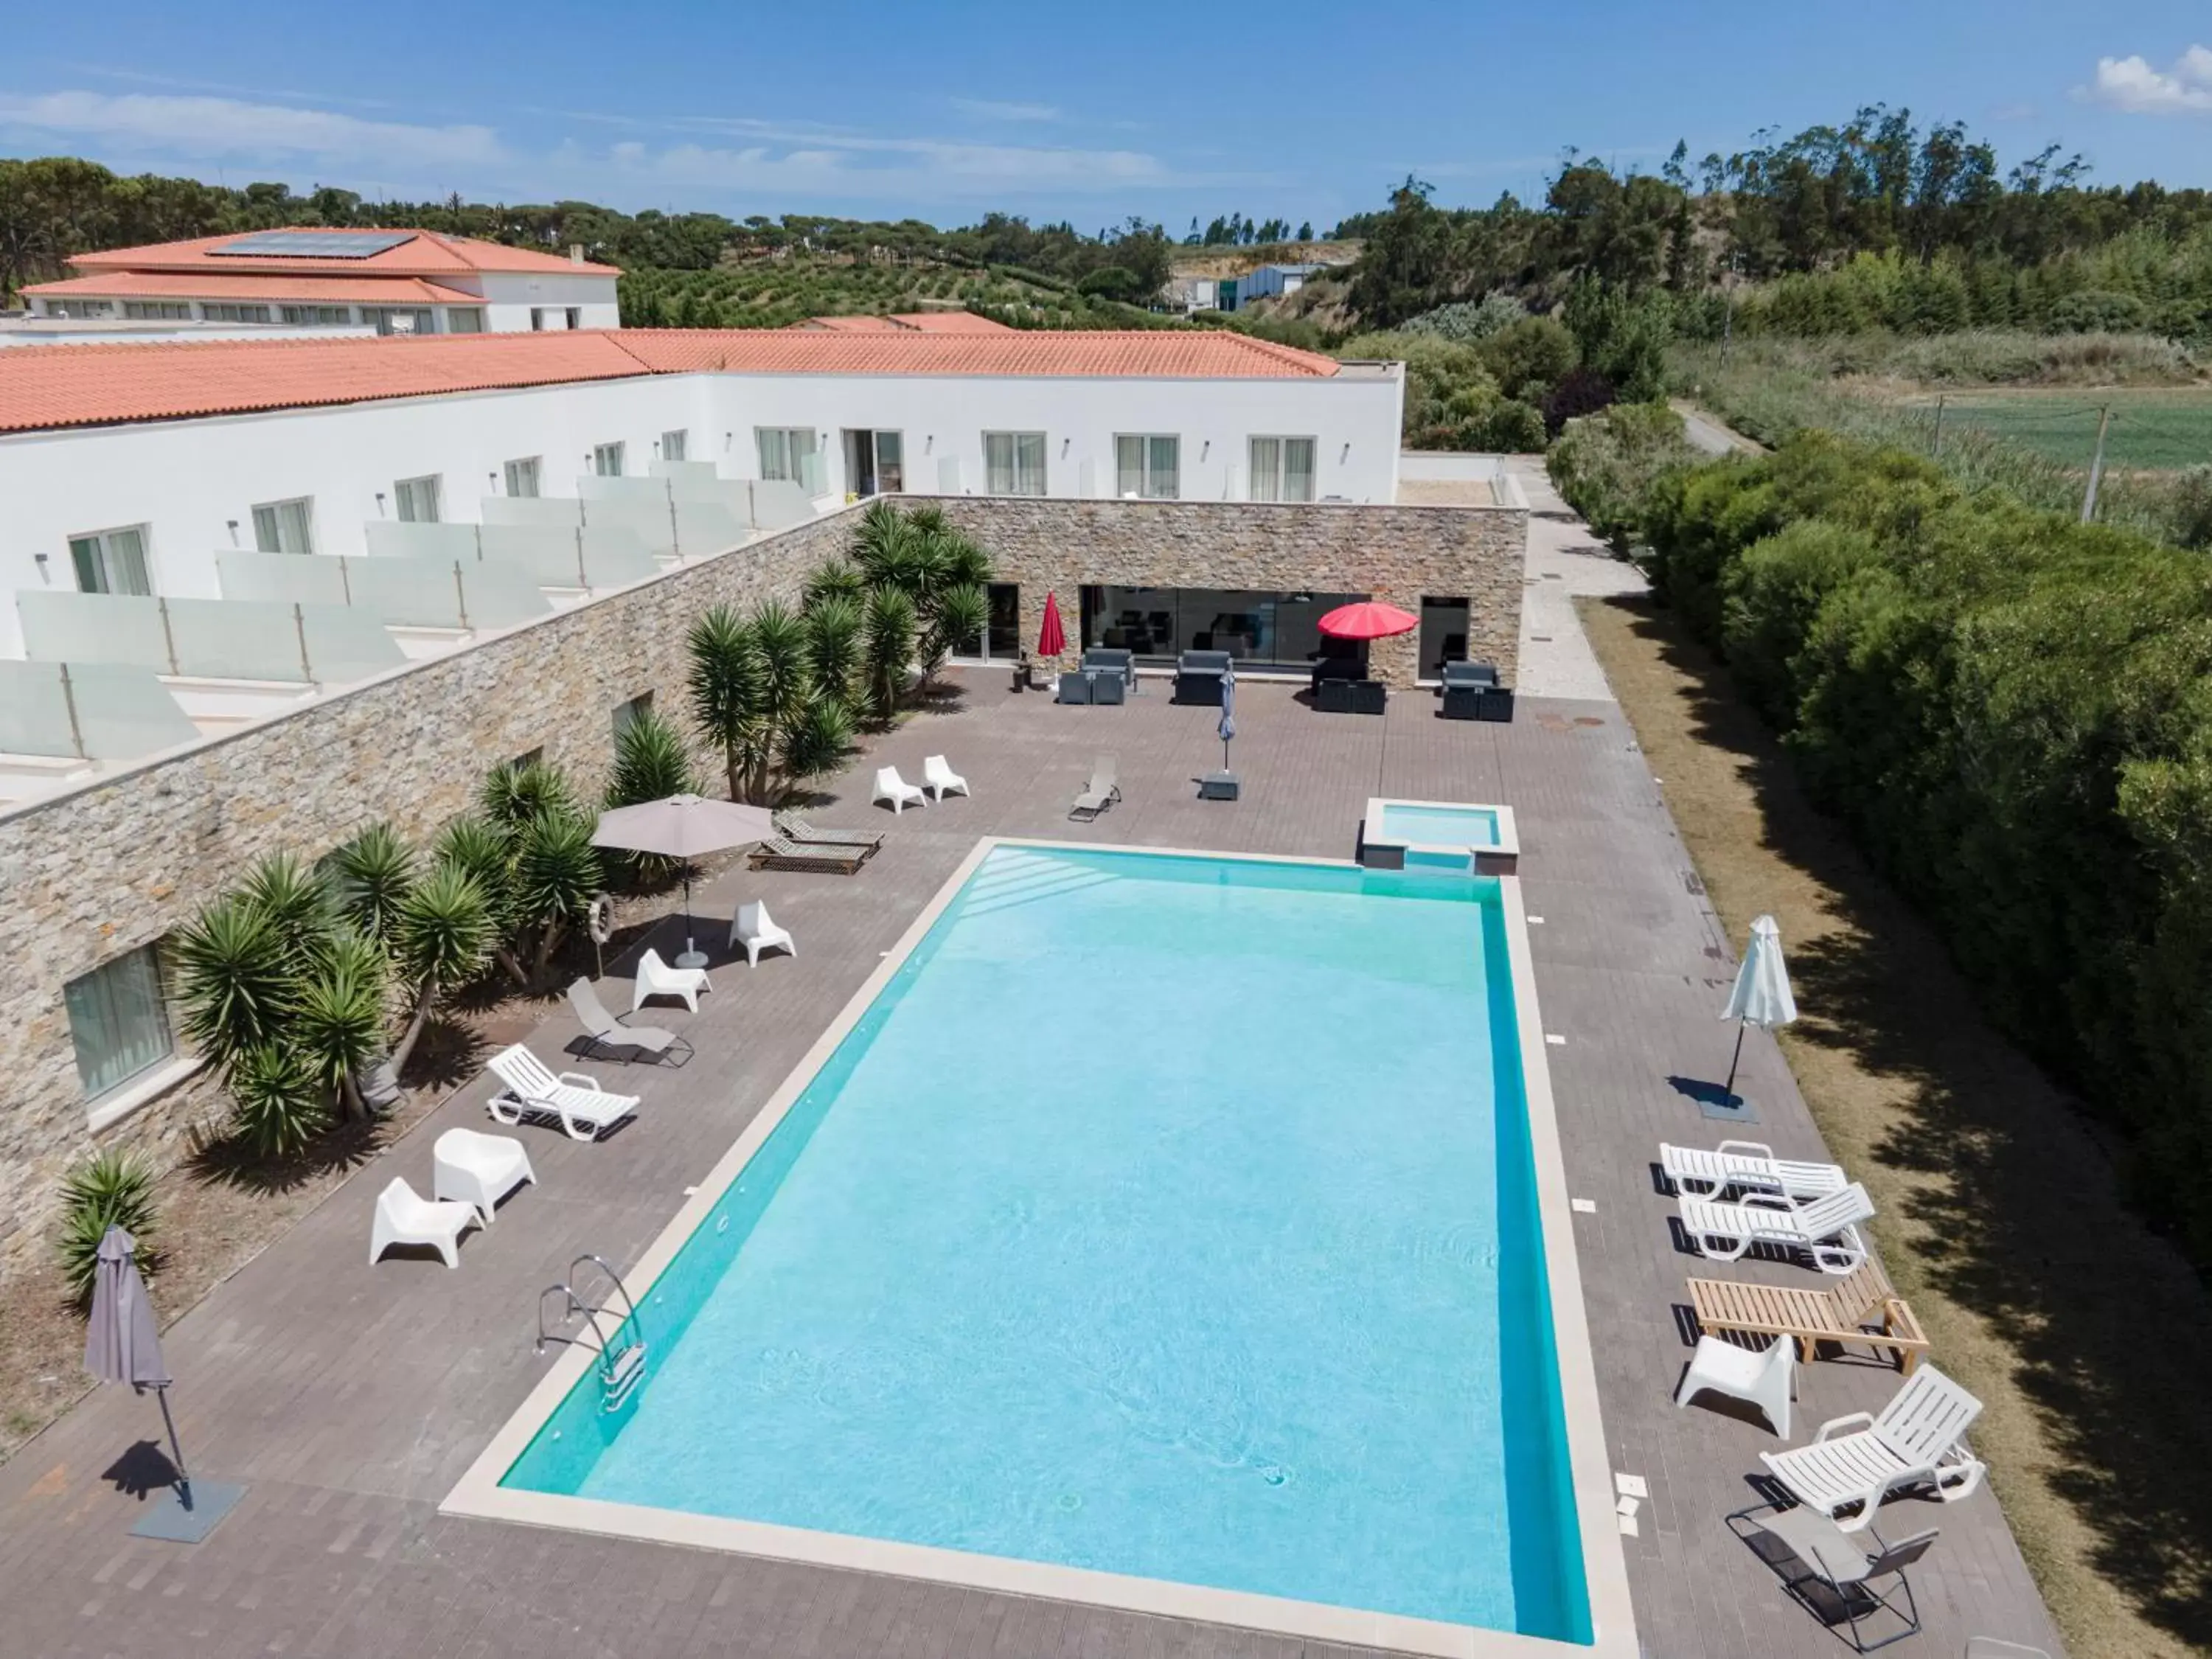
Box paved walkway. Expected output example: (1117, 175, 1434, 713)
(0, 678, 2061, 1656)
(1509, 457, 1649, 703)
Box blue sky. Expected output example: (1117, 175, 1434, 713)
(4, 2, 2211, 228)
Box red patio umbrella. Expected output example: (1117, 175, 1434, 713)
(1317, 601, 1419, 640)
(1037, 591, 1067, 657)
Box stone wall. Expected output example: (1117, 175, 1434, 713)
(0, 508, 855, 1265)
(0, 494, 1523, 1267)
(926, 497, 1526, 689)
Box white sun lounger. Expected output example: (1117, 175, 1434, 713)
(872, 766, 927, 813)
(369, 1176, 479, 1268)
(486, 1044, 641, 1142)
(1678, 1182, 1874, 1276)
(1661, 1139, 1848, 1203)
(633, 946, 711, 1014)
(1760, 1364, 1986, 1531)
(922, 754, 969, 801)
(1069, 755, 1120, 821)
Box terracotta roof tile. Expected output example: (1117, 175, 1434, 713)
(797, 312, 1017, 333)
(66, 229, 619, 278)
(0, 327, 1343, 434)
(24, 272, 484, 306)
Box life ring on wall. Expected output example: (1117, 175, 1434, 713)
(586, 894, 616, 945)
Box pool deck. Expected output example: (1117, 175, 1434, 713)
(0, 669, 2064, 1657)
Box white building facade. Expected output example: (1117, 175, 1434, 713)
(0, 330, 1403, 658)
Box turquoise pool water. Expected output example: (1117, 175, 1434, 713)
(504, 845, 1589, 1641)
(1377, 801, 1503, 849)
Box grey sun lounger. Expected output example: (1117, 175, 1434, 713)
(566, 978, 690, 1065)
(748, 835, 871, 874)
(773, 812, 883, 852)
(1069, 756, 1121, 821)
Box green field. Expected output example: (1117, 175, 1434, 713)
(1910, 389, 2212, 472)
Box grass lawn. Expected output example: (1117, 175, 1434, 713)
(1579, 591, 2212, 1659)
(1902, 387, 2212, 471)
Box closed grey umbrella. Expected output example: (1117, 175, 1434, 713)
(84, 1227, 187, 1506)
(592, 793, 776, 969)
(1217, 665, 1237, 772)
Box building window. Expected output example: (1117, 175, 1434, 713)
(64, 943, 175, 1102)
(69, 525, 153, 596)
(201, 303, 272, 324)
(1249, 437, 1317, 503)
(566, 307, 582, 330)
(445, 306, 485, 333)
(251, 498, 315, 554)
(44, 299, 111, 319)
(983, 431, 1047, 496)
(530, 307, 546, 331)
(504, 456, 542, 498)
(122, 301, 192, 321)
(612, 692, 653, 739)
(660, 429, 689, 463)
(511, 746, 544, 770)
(279, 304, 352, 325)
(755, 427, 821, 492)
(1113, 434, 1180, 500)
(593, 442, 626, 478)
(362, 307, 433, 336)
(393, 475, 442, 524)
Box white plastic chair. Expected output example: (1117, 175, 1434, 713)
(729, 900, 796, 967)
(1676, 1332, 1794, 1437)
(633, 946, 711, 1014)
(431, 1127, 536, 1225)
(369, 1176, 479, 1268)
(1660, 1139, 1848, 1203)
(922, 754, 969, 801)
(1761, 1364, 1986, 1531)
(486, 1044, 641, 1142)
(1678, 1182, 1874, 1275)
(872, 765, 927, 813)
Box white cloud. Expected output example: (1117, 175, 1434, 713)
(0, 86, 1260, 206)
(0, 91, 505, 168)
(951, 97, 1060, 123)
(2080, 45, 2212, 114)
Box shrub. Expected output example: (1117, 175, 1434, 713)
(1402, 293, 1528, 342)
(1719, 520, 1882, 727)
(2048, 289, 2148, 334)
(1545, 400, 1700, 546)
(1472, 399, 1546, 453)
(56, 1149, 158, 1307)
(1476, 316, 1579, 404)
(2165, 465, 2212, 551)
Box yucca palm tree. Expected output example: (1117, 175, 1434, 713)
(389, 863, 494, 1077)
(326, 821, 415, 950)
(227, 1042, 329, 1159)
(432, 815, 516, 931)
(850, 498, 910, 582)
(239, 852, 335, 970)
(922, 583, 991, 696)
(607, 707, 698, 807)
(509, 809, 603, 988)
(862, 587, 918, 726)
(687, 605, 768, 801)
(804, 594, 863, 714)
(778, 695, 855, 794)
(293, 929, 389, 1120)
(172, 895, 293, 1070)
(481, 758, 580, 832)
(802, 558, 868, 609)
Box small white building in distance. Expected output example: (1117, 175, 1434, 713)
(21, 229, 621, 336)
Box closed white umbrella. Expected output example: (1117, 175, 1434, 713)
(1720, 914, 1796, 1097)
(593, 794, 775, 969)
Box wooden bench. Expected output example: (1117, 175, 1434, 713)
(1688, 1259, 1930, 1374)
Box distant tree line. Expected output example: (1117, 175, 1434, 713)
(1338, 107, 2212, 339)
(1181, 213, 1315, 246)
(0, 156, 1178, 303)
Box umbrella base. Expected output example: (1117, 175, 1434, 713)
(1198, 771, 1240, 801)
(130, 1479, 246, 1543)
(674, 949, 709, 970)
(1699, 1093, 1760, 1125)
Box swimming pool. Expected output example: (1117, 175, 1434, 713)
(450, 841, 1628, 1657)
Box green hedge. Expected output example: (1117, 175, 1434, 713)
(1639, 431, 2212, 1265)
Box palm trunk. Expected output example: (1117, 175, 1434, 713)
(339, 1069, 367, 1122)
(387, 978, 439, 1080)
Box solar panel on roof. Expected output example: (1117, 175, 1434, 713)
(210, 231, 417, 259)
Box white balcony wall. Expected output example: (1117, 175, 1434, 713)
(478, 271, 622, 333)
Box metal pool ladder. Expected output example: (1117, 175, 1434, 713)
(535, 1253, 647, 1413)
